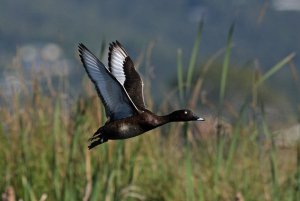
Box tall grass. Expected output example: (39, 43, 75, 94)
(0, 30, 299, 201)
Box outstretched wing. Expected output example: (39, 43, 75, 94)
(108, 41, 146, 109)
(78, 43, 139, 121)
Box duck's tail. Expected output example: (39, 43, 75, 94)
(88, 132, 108, 149)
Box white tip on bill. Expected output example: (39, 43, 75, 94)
(197, 117, 205, 121)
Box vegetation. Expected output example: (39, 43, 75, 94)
(1, 26, 300, 201)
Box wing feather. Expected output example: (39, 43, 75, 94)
(78, 43, 139, 121)
(108, 41, 146, 109)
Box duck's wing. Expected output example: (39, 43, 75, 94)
(78, 43, 139, 121)
(108, 41, 146, 109)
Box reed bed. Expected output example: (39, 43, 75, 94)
(0, 26, 299, 201)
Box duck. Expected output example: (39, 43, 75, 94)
(78, 41, 204, 149)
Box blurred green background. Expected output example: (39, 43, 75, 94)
(1, 0, 300, 200)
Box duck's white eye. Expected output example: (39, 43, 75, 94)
(184, 111, 188, 115)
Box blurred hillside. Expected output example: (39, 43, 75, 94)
(1, 0, 300, 108)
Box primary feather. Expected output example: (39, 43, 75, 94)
(78, 43, 138, 121)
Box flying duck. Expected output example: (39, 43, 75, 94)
(78, 41, 204, 149)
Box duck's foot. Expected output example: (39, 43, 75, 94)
(88, 127, 103, 142)
(88, 135, 98, 142)
(88, 134, 108, 149)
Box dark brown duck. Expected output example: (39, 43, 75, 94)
(78, 41, 204, 149)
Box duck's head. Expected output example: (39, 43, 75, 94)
(168, 109, 204, 122)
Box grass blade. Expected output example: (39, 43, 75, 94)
(189, 47, 226, 109)
(185, 151, 195, 201)
(177, 49, 184, 101)
(213, 137, 226, 200)
(219, 23, 234, 106)
(52, 100, 61, 200)
(225, 99, 248, 175)
(22, 176, 37, 201)
(261, 104, 279, 201)
(255, 52, 296, 87)
(214, 25, 234, 199)
(186, 20, 204, 88)
(197, 176, 204, 201)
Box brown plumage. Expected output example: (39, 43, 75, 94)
(78, 41, 204, 149)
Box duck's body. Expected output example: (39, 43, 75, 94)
(95, 110, 160, 140)
(89, 109, 197, 149)
(78, 41, 204, 149)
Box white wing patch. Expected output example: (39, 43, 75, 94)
(108, 41, 146, 109)
(110, 45, 127, 85)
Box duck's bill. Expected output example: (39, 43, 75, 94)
(197, 117, 205, 121)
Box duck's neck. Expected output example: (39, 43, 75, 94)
(155, 113, 179, 127)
